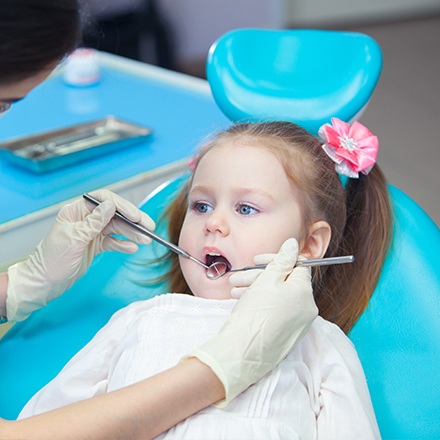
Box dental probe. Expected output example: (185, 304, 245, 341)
(231, 255, 355, 272)
(83, 193, 209, 269)
(205, 255, 355, 279)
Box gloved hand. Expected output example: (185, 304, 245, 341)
(6, 189, 155, 322)
(187, 238, 318, 407)
(229, 251, 276, 299)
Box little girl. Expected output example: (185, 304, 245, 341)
(19, 119, 391, 438)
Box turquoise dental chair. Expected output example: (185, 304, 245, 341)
(207, 28, 440, 439)
(1, 29, 439, 440)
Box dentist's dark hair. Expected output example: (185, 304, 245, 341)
(0, 0, 81, 84)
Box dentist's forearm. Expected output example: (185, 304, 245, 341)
(0, 358, 225, 440)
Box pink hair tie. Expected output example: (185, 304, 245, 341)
(318, 118, 379, 178)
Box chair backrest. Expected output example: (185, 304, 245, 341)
(207, 28, 382, 135)
(350, 186, 440, 439)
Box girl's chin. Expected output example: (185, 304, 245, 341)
(185, 272, 233, 300)
(194, 293, 233, 300)
(192, 287, 233, 300)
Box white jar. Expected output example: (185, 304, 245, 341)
(63, 48, 100, 87)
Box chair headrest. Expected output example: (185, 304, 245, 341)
(207, 29, 382, 134)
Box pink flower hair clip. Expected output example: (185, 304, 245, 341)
(318, 118, 379, 178)
(188, 155, 199, 171)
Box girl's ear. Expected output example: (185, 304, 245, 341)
(300, 221, 331, 259)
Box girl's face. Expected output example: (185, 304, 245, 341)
(178, 141, 307, 300)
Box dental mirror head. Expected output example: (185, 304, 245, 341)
(206, 261, 229, 279)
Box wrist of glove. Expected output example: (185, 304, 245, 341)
(184, 238, 318, 407)
(7, 189, 155, 322)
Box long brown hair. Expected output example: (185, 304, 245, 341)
(160, 121, 392, 333)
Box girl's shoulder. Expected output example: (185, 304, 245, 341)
(298, 316, 369, 387)
(310, 315, 351, 341)
(303, 316, 360, 365)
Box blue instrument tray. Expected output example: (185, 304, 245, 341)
(0, 116, 152, 173)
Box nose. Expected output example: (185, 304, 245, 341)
(204, 210, 230, 236)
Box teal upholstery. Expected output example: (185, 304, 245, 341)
(350, 186, 440, 439)
(207, 29, 382, 135)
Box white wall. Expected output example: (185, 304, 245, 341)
(157, 0, 440, 65)
(288, 0, 440, 26)
(157, 0, 286, 64)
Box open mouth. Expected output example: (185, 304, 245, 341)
(204, 253, 232, 279)
(205, 253, 232, 272)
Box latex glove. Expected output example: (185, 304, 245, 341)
(229, 251, 276, 299)
(188, 238, 318, 407)
(6, 189, 155, 322)
(230, 251, 310, 299)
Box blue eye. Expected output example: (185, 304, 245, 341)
(237, 204, 258, 216)
(191, 201, 212, 214)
